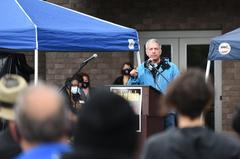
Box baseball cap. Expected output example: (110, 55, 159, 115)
(0, 74, 27, 120)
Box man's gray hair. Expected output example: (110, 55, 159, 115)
(145, 38, 161, 50)
(14, 82, 70, 142)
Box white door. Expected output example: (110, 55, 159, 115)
(138, 31, 222, 131)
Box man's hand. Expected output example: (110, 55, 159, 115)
(130, 68, 138, 77)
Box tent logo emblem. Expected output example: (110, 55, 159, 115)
(218, 42, 231, 55)
(128, 39, 135, 50)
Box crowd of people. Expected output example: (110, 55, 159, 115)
(1, 39, 240, 159)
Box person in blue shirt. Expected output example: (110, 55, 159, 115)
(128, 38, 180, 128)
(14, 83, 72, 159)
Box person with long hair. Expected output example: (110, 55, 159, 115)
(113, 62, 133, 85)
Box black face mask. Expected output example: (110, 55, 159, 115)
(121, 68, 132, 75)
(82, 82, 89, 88)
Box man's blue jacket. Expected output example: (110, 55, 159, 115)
(128, 60, 179, 93)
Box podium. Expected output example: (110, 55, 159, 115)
(108, 85, 164, 150)
(140, 86, 164, 141)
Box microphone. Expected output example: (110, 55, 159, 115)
(83, 54, 98, 63)
(146, 58, 152, 65)
(145, 58, 151, 67)
(146, 58, 154, 69)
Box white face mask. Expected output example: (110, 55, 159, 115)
(71, 86, 79, 94)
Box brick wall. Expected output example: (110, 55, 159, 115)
(45, 52, 132, 87)
(24, 52, 45, 81)
(222, 61, 240, 131)
(72, 0, 240, 31)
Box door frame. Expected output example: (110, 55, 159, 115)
(179, 37, 222, 132)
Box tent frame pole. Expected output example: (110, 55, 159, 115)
(205, 60, 211, 82)
(136, 51, 141, 66)
(205, 60, 223, 132)
(34, 49, 38, 85)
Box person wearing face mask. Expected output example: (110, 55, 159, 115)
(78, 73, 91, 100)
(113, 62, 133, 85)
(64, 76, 83, 113)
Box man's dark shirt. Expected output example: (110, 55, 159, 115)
(0, 128, 21, 159)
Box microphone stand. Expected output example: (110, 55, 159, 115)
(147, 62, 170, 83)
(59, 56, 96, 114)
(59, 61, 88, 93)
(146, 62, 170, 92)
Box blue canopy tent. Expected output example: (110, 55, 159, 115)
(0, 0, 140, 83)
(206, 28, 240, 132)
(206, 28, 240, 80)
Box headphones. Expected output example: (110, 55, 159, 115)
(159, 57, 170, 71)
(144, 57, 170, 72)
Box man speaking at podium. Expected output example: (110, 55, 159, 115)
(128, 38, 179, 128)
